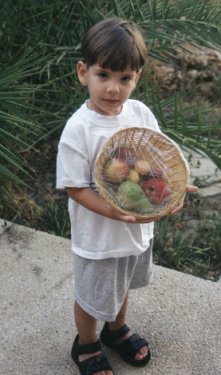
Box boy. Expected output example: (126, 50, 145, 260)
(56, 17, 197, 375)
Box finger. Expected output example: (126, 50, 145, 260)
(169, 197, 186, 214)
(186, 185, 199, 193)
(170, 203, 183, 214)
(135, 217, 156, 223)
(120, 215, 136, 223)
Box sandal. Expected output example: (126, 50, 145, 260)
(100, 322, 150, 367)
(71, 334, 113, 375)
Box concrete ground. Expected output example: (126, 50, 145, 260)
(1, 219, 221, 375)
(183, 148, 221, 197)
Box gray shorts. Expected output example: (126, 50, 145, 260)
(73, 240, 153, 321)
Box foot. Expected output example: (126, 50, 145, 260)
(109, 323, 149, 362)
(71, 334, 113, 375)
(100, 322, 151, 367)
(78, 351, 113, 375)
(109, 324, 149, 361)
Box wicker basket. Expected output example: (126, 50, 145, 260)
(95, 127, 189, 220)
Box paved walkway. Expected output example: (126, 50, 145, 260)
(1, 219, 221, 375)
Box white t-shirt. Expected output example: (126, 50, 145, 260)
(56, 99, 160, 259)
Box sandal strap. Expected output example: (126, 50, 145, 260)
(78, 353, 113, 375)
(71, 334, 101, 359)
(103, 322, 130, 342)
(119, 333, 148, 357)
(77, 340, 101, 355)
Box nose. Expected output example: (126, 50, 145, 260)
(106, 79, 120, 95)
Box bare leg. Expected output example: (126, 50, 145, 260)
(109, 291, 129, 330)
(74, 301, 97, 344)
(74, 301, 113, 375)
(109, 292, 149, 360)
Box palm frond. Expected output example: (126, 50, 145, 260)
(1, 0, 221, 211)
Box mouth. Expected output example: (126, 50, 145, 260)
(103, 99, 120, 104)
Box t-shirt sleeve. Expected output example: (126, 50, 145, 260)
(140, 102, 161, 132)
(56, 119, 91, 189)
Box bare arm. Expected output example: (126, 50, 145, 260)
(66, 184, 198, 224)
(66, 187, 156, 224)
(66, 187, 137, 223)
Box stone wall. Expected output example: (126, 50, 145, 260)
(149, 48, 221, 99)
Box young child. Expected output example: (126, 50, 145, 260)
(56, 17, 197, 375)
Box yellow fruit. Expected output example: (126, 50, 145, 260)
(127, 170, 140, 183)
(104, 159, 129, 183)
(134, 160, 150, 175)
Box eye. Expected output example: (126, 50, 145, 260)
(98, 71, 108, 79)
(121, 76, 132, 83)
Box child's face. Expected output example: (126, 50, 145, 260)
(77, 62, 141, 116)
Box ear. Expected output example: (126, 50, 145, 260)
(131, 70, 142, 92)
(135, 69, 142, 84)
(77, 61, 88, 86)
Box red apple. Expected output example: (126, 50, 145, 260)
(142, 177, 171, 205)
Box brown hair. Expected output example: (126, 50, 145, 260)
(81, 17, 147, 72)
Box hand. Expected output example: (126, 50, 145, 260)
(112, 207, 153, 224)
(170, 184, 198, 215)
(118, 214, 154, 224)
(111, 208, 137, 223)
